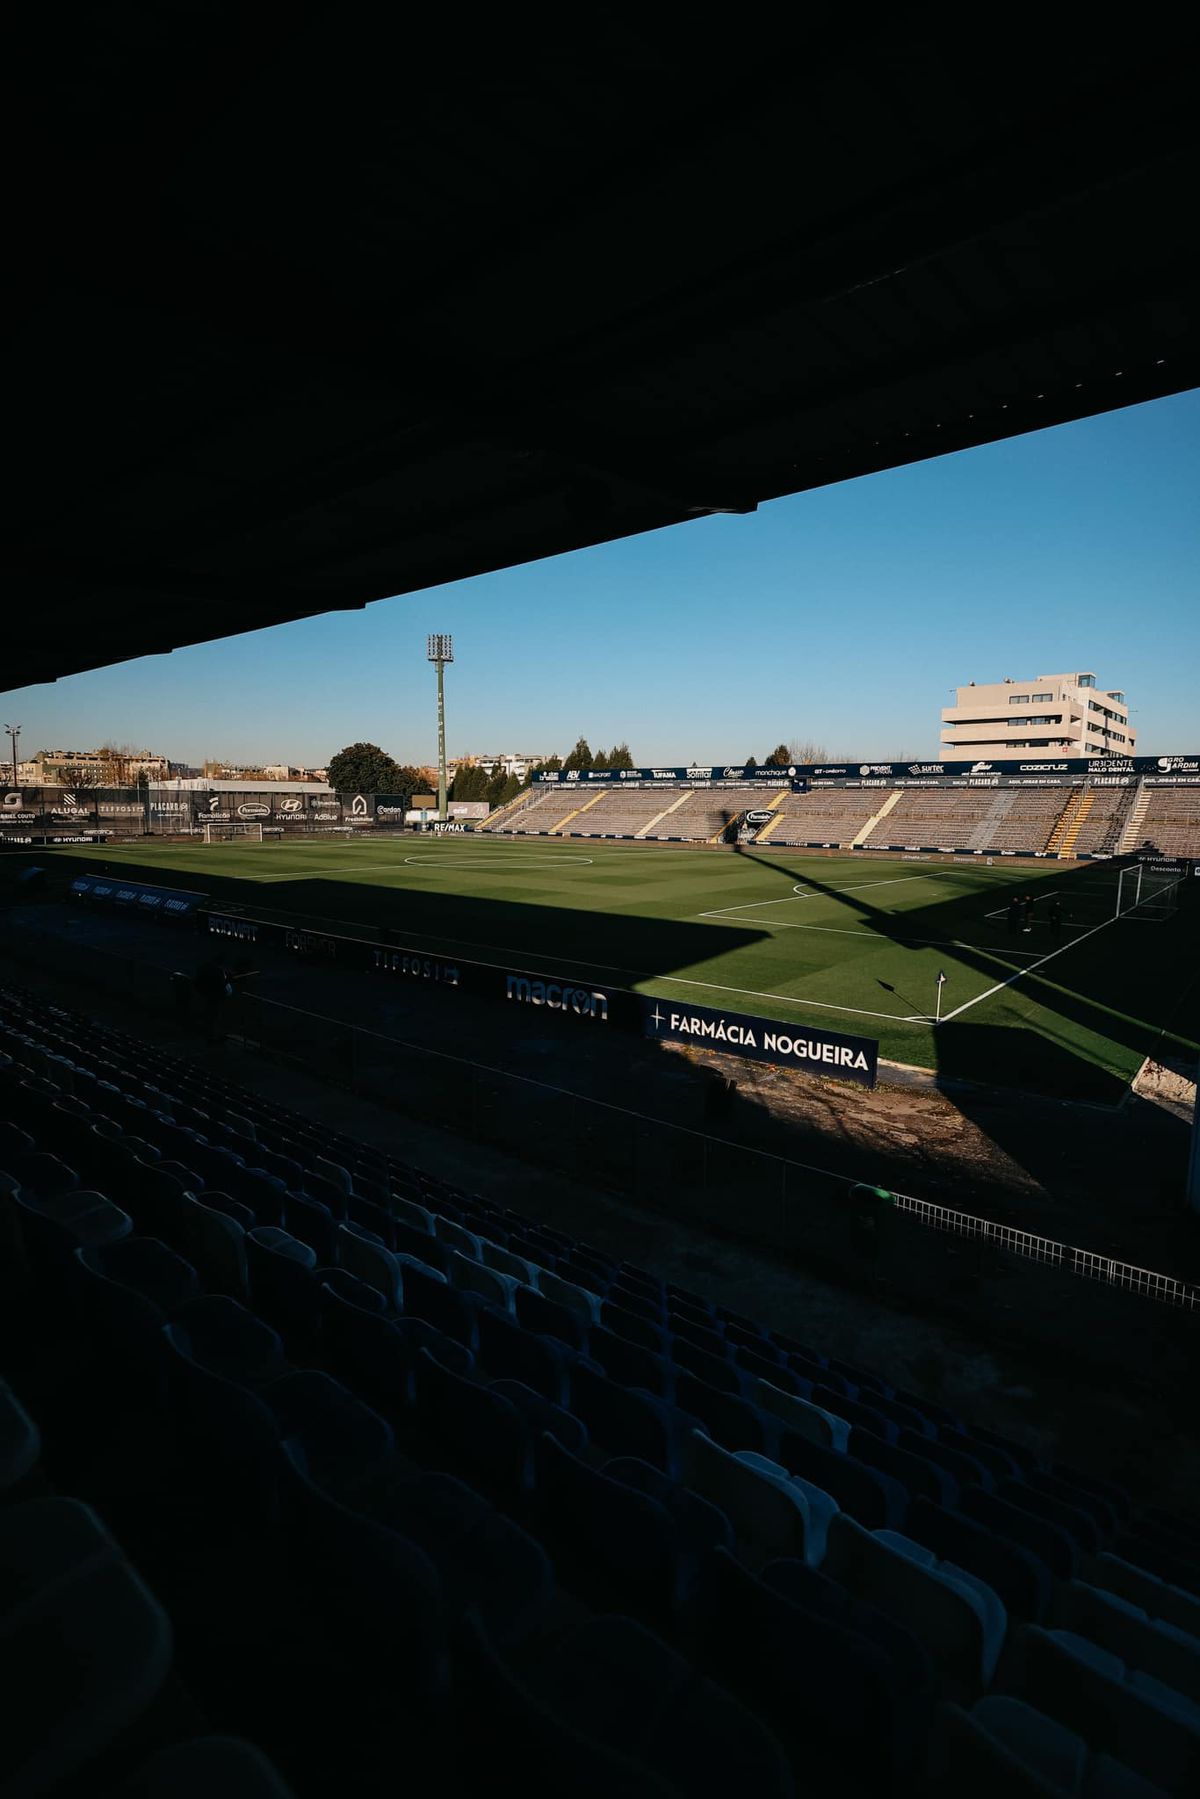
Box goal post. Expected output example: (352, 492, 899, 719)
(1115, 862, 1181, 920)
(202, 820, 264, 844)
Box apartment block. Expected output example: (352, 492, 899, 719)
(941, 672, 1135, 761)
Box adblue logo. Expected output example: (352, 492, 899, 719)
(505, 975, 608, 1020)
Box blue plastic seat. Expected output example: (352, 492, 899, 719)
(246, 1226, 320, 1338)
(374, 1469, 554, 1649)
(17, 1187, 133, 1283)
(811, 1384, 899, 1443)
(276, 1440, 449, 1700)
(167, 1294, 288, 1386)
(515, 1283, 589, 1351)
(696, 1545, 930, 1785)
(775, 1430, 909, 1531)
(476, 1306, 571, 1403)
(415, 1349, 533, 1501)
(489, 1379, 588, 1456)
(849, 1429, 960, 1508)
(588, 1325, 673, 1398)
(0, 1497, 173, 1797)
(401, 1257, 480, 1351)
(963, 1488, 1079, 1578)
(121, 1736, 298, 1797)
(670, 1338, 742, 1393)
(571, 1363, 674, 1472)
(537, 1613, 794, 1799)
(0, 1379, 41, 1493)
(457, 1610, 675, 1798)
(284, 1190, 337, 1264)
(600, 1300, 665, 1351)
(74, 1236, 199, 1390)
(335, 1220, 403, 1307)
(606, 1456, 735, 1559)
(897, 1427, 992, 1494)
(906, 1495, 1052, 1622)
(537, 1433, 684, 1616)
(674, 1373, 767, 1455)
(13, 1150, 78, 1197)
(191, 1192, 256, 1269)
(265, 1370, 394, 1506)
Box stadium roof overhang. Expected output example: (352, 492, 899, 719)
(8, 19, 1198, 689)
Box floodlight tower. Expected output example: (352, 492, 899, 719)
(3, 723, 19, 791)
(426, 634, 453, 821)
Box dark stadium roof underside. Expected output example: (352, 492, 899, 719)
(8, 19, 1199, 689)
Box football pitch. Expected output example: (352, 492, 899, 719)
(39, 835, 1200, 1101)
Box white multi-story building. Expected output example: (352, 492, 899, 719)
(941, 672, 1135, 761)
(448, 751, 556, 780)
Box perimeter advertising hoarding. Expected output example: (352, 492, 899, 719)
(533, 755, 1200, 789)
(71, 874, 206, 920)
(207, 913, 879, 1086)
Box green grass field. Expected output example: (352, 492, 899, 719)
(28, 835, 1200, 1100)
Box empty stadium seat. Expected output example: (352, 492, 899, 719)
(0, 1498, 174, 1798)
(825, 1514, 1007, 1693)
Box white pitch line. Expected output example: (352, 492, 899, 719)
(652, 973, 921, 1023)
(704, 916, 1045, 956)
(698, 872, 939, 918)
(937, 908, 1120, 1023)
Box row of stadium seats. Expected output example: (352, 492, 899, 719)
(3, 983, 1198, 1794)
(1137, 789, 1200, 858)
(482, 779, 1200, 858)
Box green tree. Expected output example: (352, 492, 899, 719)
(745, 755, 758, 770)
(393, 764, 424, 795)
(764, 743, 791, 767)
(485, 766, 510, 809)
(593, 748, 609, 770)
(327, 742, 406, 794)
(450, 763, 489, 802)
(608, 743, 634, 770)
(500, 772, 521, 805)
(562, 737, 593, 772)
(523, 753, 562, 789)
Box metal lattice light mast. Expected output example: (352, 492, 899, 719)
(3, 723, 19, 791)
(426, 635, 453, 821)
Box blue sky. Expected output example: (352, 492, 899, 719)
(4, 390, 1197, 767)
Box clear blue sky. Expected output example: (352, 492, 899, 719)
(5, 390, 1197, 767)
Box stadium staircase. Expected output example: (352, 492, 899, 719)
(635, 790, 693, 839)
(965, 791, 1018, 852)
(1047, 787, 1089, 856)
(551, 789, 612, 835)
(3, 981, 1200, 1797)
(849, 788, 903, 848)
(1117, 781, 1152, 856)
(717, 789, 790, 844)
(482, 786, 540, 832)
(1058, 791, 1095, 857)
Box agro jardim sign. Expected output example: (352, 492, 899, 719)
(642, 996, 877, 1087)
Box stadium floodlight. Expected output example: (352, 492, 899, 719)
(3, 724, 19, 791)
(426, 634, 454, 821)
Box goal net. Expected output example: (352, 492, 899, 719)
(202, 820, 264, 844)
(1115, 862, 1182, 921)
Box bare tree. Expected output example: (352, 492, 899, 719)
(788, 739, 829, 764)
